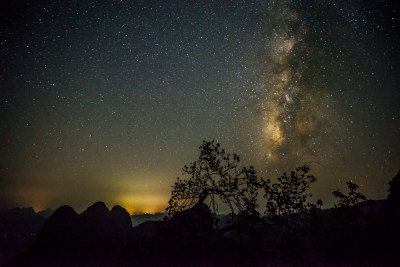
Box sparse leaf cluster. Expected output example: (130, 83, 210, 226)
(332, 181, 367, 207)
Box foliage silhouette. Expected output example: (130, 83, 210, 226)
(166, 140, 261, 221)
(262, 164, 319, 222)
(333, 181, 367, 207)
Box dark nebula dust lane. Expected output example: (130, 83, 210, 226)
(0, 0, 399, 212)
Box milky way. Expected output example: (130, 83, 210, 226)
(0, 1, 399, 213)
(254, 2, 333, 168)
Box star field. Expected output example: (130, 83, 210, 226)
(0, 0, 399, 213)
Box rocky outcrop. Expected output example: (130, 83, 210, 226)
(379, 170, 400, 227)
(375, 170, 400, 263)
(385, 170, 400, 214)
(111, 205, 132, 234)
(166, 203, 214, 240)
(158, 203, 214, 263)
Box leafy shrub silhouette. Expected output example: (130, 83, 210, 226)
(262, 164, 319, 220)
(332, 181, 366, 207)
(166, 140, 261, 222)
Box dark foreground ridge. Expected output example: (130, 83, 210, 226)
(6, 171, 400, 266)
(0, 207, 53, 265)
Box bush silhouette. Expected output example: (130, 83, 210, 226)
(262, 164, 319, 225)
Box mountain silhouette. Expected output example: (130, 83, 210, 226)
(7, 202, 132, 266)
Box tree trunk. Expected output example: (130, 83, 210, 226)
(197, 189, 210, 205)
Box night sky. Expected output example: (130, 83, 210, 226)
(1, 0, 399, 214)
